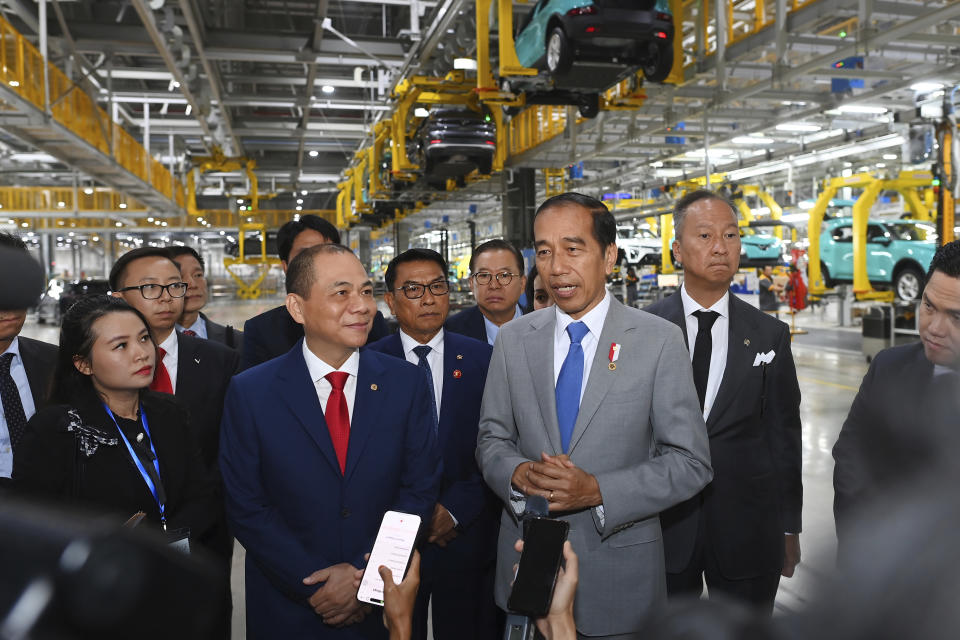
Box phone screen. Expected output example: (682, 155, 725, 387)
(357, 511, 422, 606)
(506, 517, 569, 617)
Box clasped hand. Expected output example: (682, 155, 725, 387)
(302, 562, 370, 627)
(511, 452, 602, 512)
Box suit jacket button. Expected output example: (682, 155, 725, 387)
(341, 508, 350, 518)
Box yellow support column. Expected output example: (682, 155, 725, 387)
(851, 179, 883, 296)
(807, 184, 838, 295)
(543, 168, 566, 198)
(758, 191, 783, 240)
(660, 213, 675, 274)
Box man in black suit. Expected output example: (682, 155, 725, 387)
(241, 215, 389, 370)
(169, 246, 242, 352)
(445, 239, 526, 346)
(366, 249, 497, 640)
(833, 240, 960, 560)
(0, 232, 57, 487)
(645, 190, 802, 614)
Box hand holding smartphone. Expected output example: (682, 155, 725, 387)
(357, 511, 421, 606)
(507, 517, 570, 618)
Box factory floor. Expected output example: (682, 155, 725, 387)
(19, 295, 878, 635)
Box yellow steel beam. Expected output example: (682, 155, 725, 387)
(660, 213, 676, 274)
(851, 179, 883, 297)
(806, 183, 838, 295)
(757, 191, 783, 240)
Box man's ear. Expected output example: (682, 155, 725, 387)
(384, 291, 398, 316)
(285, 293, 306, 325)
(110, 290, 123, 299)
(73, 355, 92, 376)
(672, 240, 682, 266)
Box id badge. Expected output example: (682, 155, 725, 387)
(166, 527, 191, 554)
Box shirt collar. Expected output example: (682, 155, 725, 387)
(1, 335, 22, 360)
(554, 291, 611, 342)
(158, 330, 178, 360)
(177, 315, 206, 334)
(933, 364, 959, 377)
(302, 341, 360, 383)
(680, 284, 729, 318)
(399, 328, 444, 358)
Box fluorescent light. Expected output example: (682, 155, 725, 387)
(308, 150, 319, 157)
(684, 148, 735, 158)
(656, 169, 685, 177)
(651, 161, 664, 168)
(836, 105, 887, 114)
(296, 198, 304, 204)
(321, 85, 335, 94)
(8, 80, 19, 87)
(185, 104, 192, 116)
(295, 205, 303, 211)
(301, 190, 308, 196)
(776, 123, 821, 132)
(453, 58, 478, 71)
(119, 203, 127, 209)
(798, 200, 815, 210)
(414, 107, 430, 118)
(911, 82, 943, 92)
(732, 136, 774, 145)
(83, 187, 94, 195)
(780, 213, 810, 223)
(876, 163, 886, 168)
(236, 198, 244, 204)
(883, 153, 898, 160)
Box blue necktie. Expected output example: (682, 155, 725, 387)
(556, 322, 589, 453)
(413, 345, 439, 433)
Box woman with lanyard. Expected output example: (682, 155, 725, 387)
(13, 295, 218, 553)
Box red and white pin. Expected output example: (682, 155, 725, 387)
(453, 369, 463, 379)
(608, 342, 621, 371)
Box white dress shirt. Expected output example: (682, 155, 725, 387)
(553, 292, 612, 404)
(158, 330, 179, 394)
(0, 337, 37, 478)
(680, 285, 730, 421)
(483, 305, 522, 346)
(303, 342, 360, 423)
(399, 329, 444, 412)
(176, 315, 208, 339)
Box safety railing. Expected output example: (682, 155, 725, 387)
(0, 16, 186, 208)
(508, 105, 569, 158)
(0, 186, 145, 211)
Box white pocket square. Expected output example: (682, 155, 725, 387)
(752, 350, 775, 366)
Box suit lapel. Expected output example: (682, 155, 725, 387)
(275, 343, 341, 474)
(438, 339, 457, 446)
(472, 306, 488, 343)
(524, 314, 562, 454)
(568, 301, 626, 453)
(175, 335, 193, 392)
(662, 293, 689, 348)
(707, 296, 756, 428)
(344, 350, 386, 482)
(18, 339, 46, 407)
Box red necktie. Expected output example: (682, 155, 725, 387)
(150, 346, 174, 394)
(324, 372, 350, 474)
(182, 329, 197, 337)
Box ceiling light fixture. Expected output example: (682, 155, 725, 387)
(776, 123, 821, 133)
(321, 85, 335, 94)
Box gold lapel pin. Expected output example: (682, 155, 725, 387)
(456, 354, 463, 360)
(453, 369, 463, 378)
(744, 338, 751, 346)
(608, 363, 617, 371)
(370, 383, 378, 391)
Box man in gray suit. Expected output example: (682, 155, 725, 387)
(476, 193, 712, 639)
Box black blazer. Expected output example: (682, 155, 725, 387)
(832, 342, 959, 556)
(240, 304, 391, 370)
(645, 292, 802, 579)
(13, 391, 219, 551)
(18, 336, 57, 409)
(174, 333, 239, 471)
(444, 305, 488, 344)
(200, 312, 242, 352)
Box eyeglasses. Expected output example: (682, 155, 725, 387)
(116, 282, 188, 300)
(396, 280, 450, 299)
(472, 271, 519, 286)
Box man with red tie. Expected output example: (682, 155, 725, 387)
(219, 243, 441, 639)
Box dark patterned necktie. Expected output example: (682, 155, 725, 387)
(413, 345, 439, 433)
(692, 310, 719, 411)
(0, 353, 28, 450)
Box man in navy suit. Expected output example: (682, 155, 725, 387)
(445, 239, 526, 346)
(241, 215, 389, 370)
(367, 248, 497, 640)
(220, 243, 442, 639)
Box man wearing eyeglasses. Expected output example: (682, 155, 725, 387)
(445, 239, 527, 346)
(367, 248, 498, 640)
(109, 247, 238, 628)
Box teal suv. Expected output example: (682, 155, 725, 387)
(819, 217, 936, 302)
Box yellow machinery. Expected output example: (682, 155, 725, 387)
(935, 101, 957, 244)
(806, 171, 937, 302)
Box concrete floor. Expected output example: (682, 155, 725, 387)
(19, 296, 878, 633)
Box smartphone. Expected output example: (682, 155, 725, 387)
(357, 510, 422, 606)
(506, 517, 570, 617)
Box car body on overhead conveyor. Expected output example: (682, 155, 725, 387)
(508, 0, 674, 118)
(616, 226, 662, 266)
(407, 106, 497, 189)
(819, 217, 936, 302)
(739, 231, 783, 267)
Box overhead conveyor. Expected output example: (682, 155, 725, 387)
(0, 15, 185, 217)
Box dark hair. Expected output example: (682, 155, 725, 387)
(109, 247, 179, 291)
(534, 192, 616, 249)
(385, 248, 448, 291)
(673, 190, 738, 238)
(168, 245, 205, 272)
(469, 239, 524, 274)
(523, 264, 540, 313)
(0, 232, 28, 252)
(286, 243, 356, 297)
(50, 295, 154, 404)
(927, 240, 960, 282)
(277, 214, 341, 263)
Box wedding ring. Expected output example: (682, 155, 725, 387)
(549, 491, 554, 501)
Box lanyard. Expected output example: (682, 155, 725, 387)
(102, 402, 166, 530)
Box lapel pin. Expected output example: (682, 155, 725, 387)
(370, 383, 378, 391)
(744, 338, 750, 347)
(453, 369, 462, 379)
(136, 433, 144, 443)
(456, 354, 463, 360)
(608, 342, 621, 371)
(194, 357, 200, 364)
